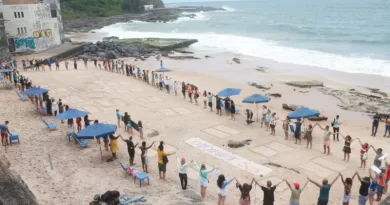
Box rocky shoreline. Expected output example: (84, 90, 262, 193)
(63, 6, 225, 33)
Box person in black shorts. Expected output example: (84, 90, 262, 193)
(121, 136, 138, 166)
(181, 81, 186, 99)
(213, 95, 223, 116)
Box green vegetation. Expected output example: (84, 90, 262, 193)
(60, 0, 165, 20)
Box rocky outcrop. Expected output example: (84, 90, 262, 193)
(254, 66, 269, 73)
(318, 87, 390, 115)
(0, 156, 39, 205)
(285, 80, 324, 88)
(232, 57, 240, 64)
(248, 82, 271, 90)
(77, 38, 198, 60)
(282, 104, 304, 111)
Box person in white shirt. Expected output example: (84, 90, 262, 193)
(164, 76, 171, 93)
(173, 81, 179, 96)
(177, 158, 193, 190)
(51, 98, 58, 116)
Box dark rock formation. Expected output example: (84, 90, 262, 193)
(0, 156, 39, 205)
(308, 116, 328, 121)
(285, 80, 324, 88)
(282, 104, 304, 111)
(228, 140, 252, 148)
(254, 66, 269, 73)
(165, 56, 200, 60)
(267, 93, 282, 98)
(232, 57, 240, 64)
(77, 38, 198, 60)
(248, 82, 271, 90)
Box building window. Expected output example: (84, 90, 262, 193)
(24, 27, 27, 33)
(18, 12, 21, 18)
(21, 12, 24, 18)
(51, 10, 57, 18)
(17, 28, 20, 34)
(14, 12, 17, 18)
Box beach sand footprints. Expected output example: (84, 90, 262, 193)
(81, 105, 102, 114)
(250, 142, 295, 157)
(202, 125, 241, 139)
(160, 107, 193, 116)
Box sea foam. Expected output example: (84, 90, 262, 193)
(98, 25, 390, 77)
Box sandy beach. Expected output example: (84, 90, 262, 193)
(2, 48, 390, 205)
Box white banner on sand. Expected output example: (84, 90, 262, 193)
(186, 138, 272, 176)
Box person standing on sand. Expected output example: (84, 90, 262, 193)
(376, 167, 387, 201)
(355, 172, 370, 205)
(339, 172, 356, 205)
(65, 60, 68, 70)
(216, 174, 235, 205)
(177, 157, 193, 190)
(187, 84, 193, 103)
(265, 109, 271, 131)
(151, 72, 155, 86)
(304, 124, 315, 149)
(73, 57, 77, 70)
(194, 89, 199, 105)
(58, 99, 64, 123)
(316, 124, 335, 155)
(307, 175, 339, 205)
(94, 59, 97, 68)
(164, 76, 170, 93)
(208, 92, 213, 112)
(282, 117, 290, 140)
(256, 179, 284, 205)
(357, 139, 370, 169)
(294, 118, 302, 144)
(55, 59, 60, 71)
(340, 134, 357, 162)
(115, 109, 121, 128)
(202, 90, 207, 109)
(230, 100, 236, 121)
(138, 121, 143, 139)
(109, 134, 120, 159)
(270, 113, 278, 136)
(157, 144, 174, 180)
(384, 114, 390, 138)
(370, 146, 384, 169)
(140, 141, 154, 173)
(194, 162, 214, 200)
(181, 81, 186, 99)
(52, 98, 58, 116)
(214, 95, 223, 116)
(0, 121, 11, 146)
(174, 81, 179, 96)
(236, 178, 255, 205)
(285, 179, 309, 205)
(121, 136, 138, 166)
(261, 105, 268, 128)
(372, 113, 381, 137)
(331, 115, 342, 141)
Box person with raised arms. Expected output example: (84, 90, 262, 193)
(307, 175, 339, 205)
(194, 161, 215, 200)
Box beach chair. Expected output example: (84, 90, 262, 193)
(40, 117, 56, 130)
(71, 135, 89, 148)
(127, 166, 149, 187)
(9, 133, 20, 145)
(7, 84, 14, 89)
(66, 132, 76, 143)
(120, 162, 130, 174)
(37, 106, 47, 115)
(15, 90, 28, 101)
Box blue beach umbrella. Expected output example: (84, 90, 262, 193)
(77, 123, 117, 139)
(288, 108, 320, 119)
(21, 87, 49, 95)
(155, 67, 171, 73)
(242, 94, 270, 122)
(217, 88, 242, 97)
(54, 108, 88, 120)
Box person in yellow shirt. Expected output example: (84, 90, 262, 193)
(109, 134, 121, 159)
(157, 142, 175, 180)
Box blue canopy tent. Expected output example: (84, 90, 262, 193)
(77, 123, 117, 139)
(288, 108, 320, 119)
(55, 109, 88, 120)
(242, 94, 270, 122)
(217, 88, 242, 97)
(155, 66, 171, 78)
(21, 87, 48, 95)
(77, 123, 117, 157)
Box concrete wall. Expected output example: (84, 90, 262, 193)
(0, 11, 11, 61)
(1, 3, 61, 53)
(3, 0, 38, 4)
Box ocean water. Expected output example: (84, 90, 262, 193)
(98, 0, 390, 76)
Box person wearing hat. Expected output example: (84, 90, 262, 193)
(177, 157, 193, 190)
(285, 179, 308, 205)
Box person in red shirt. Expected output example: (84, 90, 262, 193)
(385, 163, 390, 193)
(357, 139, 370, 169)
(76, 117, 82, 132)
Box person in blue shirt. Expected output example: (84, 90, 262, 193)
(0, 121, 11, 146)
(115, 109, 121, 128)
(307, 175, 340, 205)
(217, 173, 235, 205)
(194, 161, 215, 200)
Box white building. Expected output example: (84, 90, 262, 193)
(0, 2, 61, 53)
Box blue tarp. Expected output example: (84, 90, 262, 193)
(242, 94, 270, 104)
(217, 88, 242, 97)
(21, 87, 48, 95)
(54, 109, 88, 120)
(155, 67, 171, 72)
(77, 123, 117, 139)
(288, 108, 320, 119)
